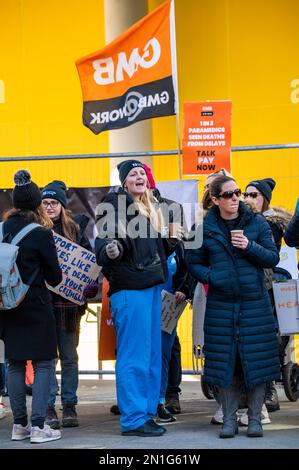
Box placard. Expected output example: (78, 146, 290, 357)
(182, 100, 232, 175)
(273, 280, 299, 335)
(161, 290, 187, 334)
(48, 232, 101, 305)
(277, 245, 298, 279)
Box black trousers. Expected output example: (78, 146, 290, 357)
(166, 335, 182, 398)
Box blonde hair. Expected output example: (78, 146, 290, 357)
(134, 188, 164, 233)
(60, 207, 79, 242)
(3, 205, 53, 229)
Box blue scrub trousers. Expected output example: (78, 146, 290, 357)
(110, 286, 162, 432)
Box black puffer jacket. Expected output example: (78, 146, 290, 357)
(186, 202, 280, 389)
(95, 189, 174, 296)
(284, 211, 299, 248)
(172, 243, 190, 297)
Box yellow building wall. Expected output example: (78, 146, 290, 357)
(149, 0, 299, 369)
(150, 0, 299, 209)
(0, 0, 110, 188)
(1, 0, 298, 370)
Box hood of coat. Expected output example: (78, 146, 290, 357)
(73, 213, 90, 233)
(104, 187, 134, 206)
(263, 206, 293, 231)
(243, 199, 292, 231)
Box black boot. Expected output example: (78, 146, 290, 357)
(218, 379, 239, 439)
(62, 404, 78, 427)
(122, 420, 166, 437)
(45, 406, 60, 429)
(157, 404, 176, 422)
(247, 383, 266, 437)
(265, 382, 280, 412)
(165, 395, 181, 414)
(110, 404, 121, 415)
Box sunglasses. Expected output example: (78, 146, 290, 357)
(243, 192, 259, 199)
(217, 189, 242, 199)
(42, 200, 59, 208)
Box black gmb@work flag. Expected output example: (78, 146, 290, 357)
(75, 0, 178, 135)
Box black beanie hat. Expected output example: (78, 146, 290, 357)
(13, 170, 42, 211)
(41, 180, 67, 207)
(246, 178, 276, 202)
(117, 160, 145, 186)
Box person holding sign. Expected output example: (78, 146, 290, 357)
(95, 160, 177, 437)
(143, 164, 189, 421)
(186, 175, 280, 439)
(41, 180, 92, 430)
(157, 245, 189, 423)
(0, 170, 62, 443)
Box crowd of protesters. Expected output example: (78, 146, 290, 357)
(0, 162, 298, 442)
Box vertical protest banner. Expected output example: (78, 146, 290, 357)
(182, 100, 232, 175)
(98, 277, 116, 360)
(47, 232, 101, 305)
(76, 0, 178, 135)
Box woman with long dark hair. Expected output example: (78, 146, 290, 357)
(187, 175, 280, 438)
(242, 178, 292, 416)
(41, 180, 91, 430)
(0, 170, 62, 443)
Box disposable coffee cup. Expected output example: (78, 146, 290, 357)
(230, 229, 244, 238)
(169, 223, 181, 238)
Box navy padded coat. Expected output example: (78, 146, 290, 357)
(284, 211, 299, 248)
(186, 202, 280, 389)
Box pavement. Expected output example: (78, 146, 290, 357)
(0, 378, 299, 450)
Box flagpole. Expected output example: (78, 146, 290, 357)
(176, 107, 182, 180)
(170, 0, 182, 179)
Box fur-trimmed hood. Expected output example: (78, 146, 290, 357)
(243, 199, 292, 231)
(263, 207, 292, 231)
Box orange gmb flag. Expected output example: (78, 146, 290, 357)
(182, 101, 232, 175)
(76, 0, 178, 135)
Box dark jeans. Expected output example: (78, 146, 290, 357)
(166, 334, 182, 398)
(48, 327, 79, 406)
(8, 359, 52, 428)
(0, 362, 6, 394)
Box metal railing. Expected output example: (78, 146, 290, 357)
(0, 142, 299, 162)
(55, 370, 201, 375)
(3, 142, 297, 377)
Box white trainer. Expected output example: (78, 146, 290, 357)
(11, 423, 31, 441)
(30, 424, 61, 444)
(210, 405, 223, 424)
(238, 404, 271, 426)
(0, 402, 7, 420)
(261, 405, 271, 424)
